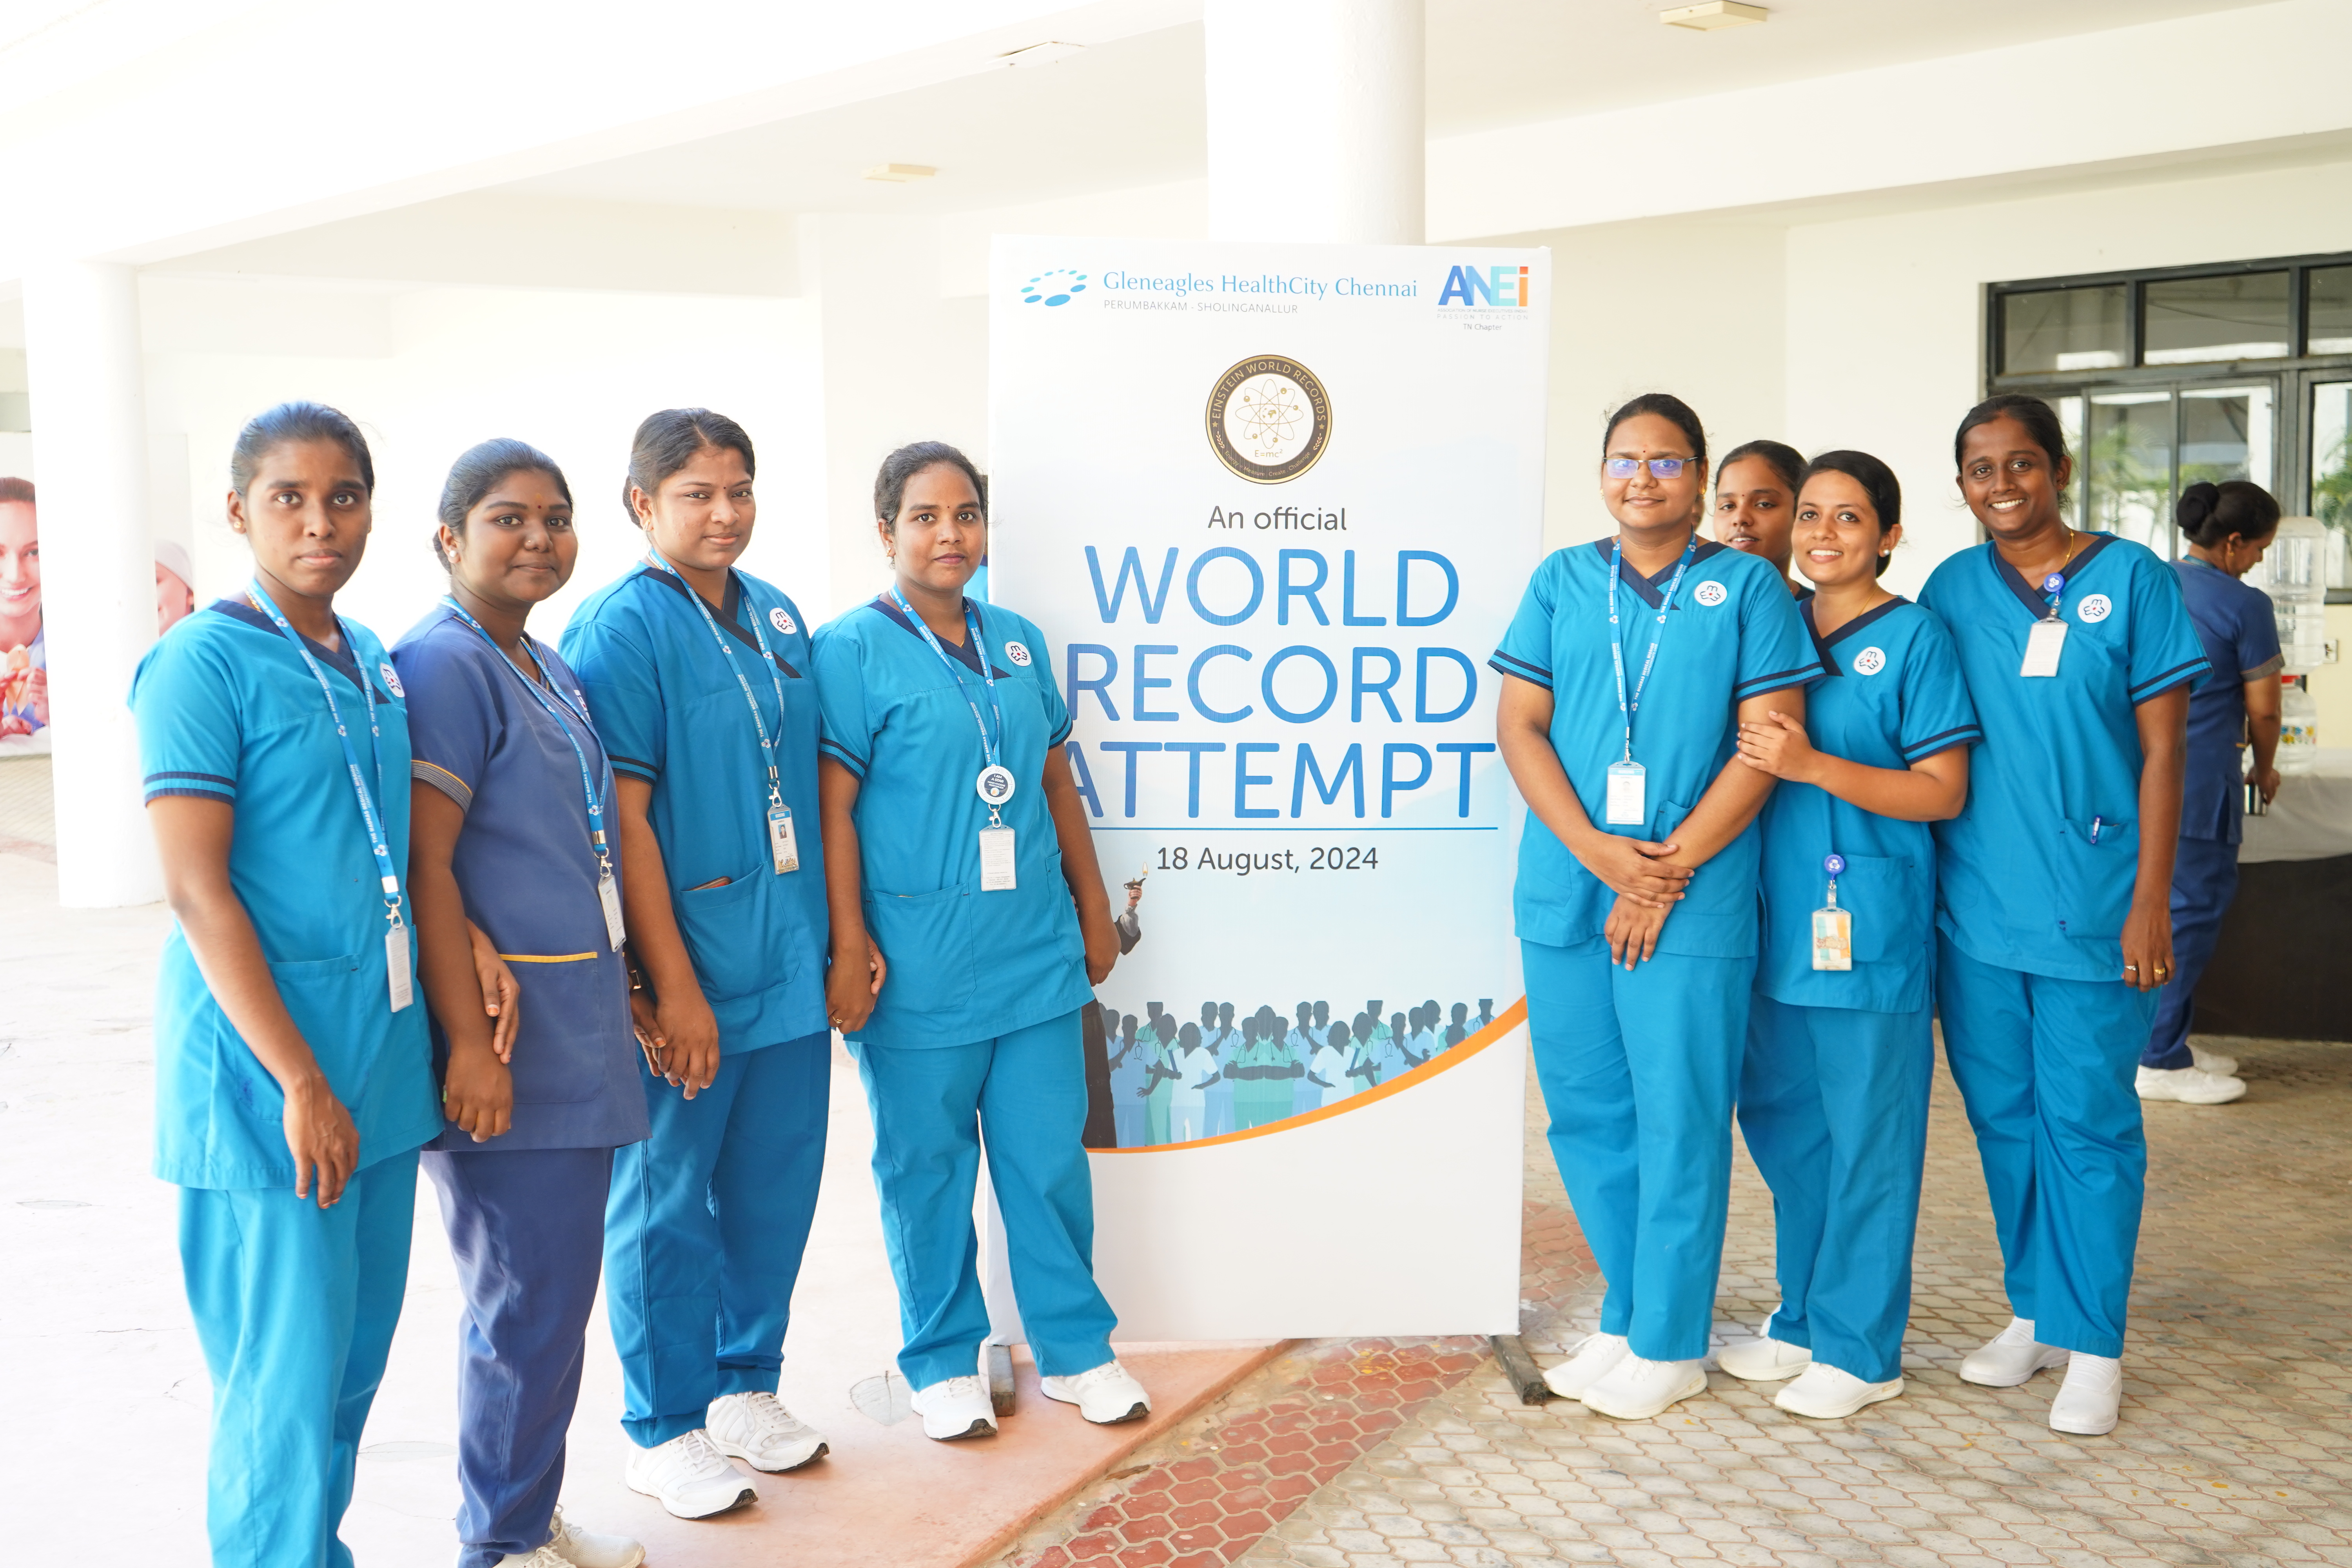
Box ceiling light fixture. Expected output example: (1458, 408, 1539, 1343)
(1661, 2, 1767, 30)
(999, 40, 1083, 67)
(862, 164, 937, 183)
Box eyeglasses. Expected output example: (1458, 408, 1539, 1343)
(1604, 456, 1695, 479)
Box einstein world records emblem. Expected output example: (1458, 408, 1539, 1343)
(1206, 354, 1332, 484)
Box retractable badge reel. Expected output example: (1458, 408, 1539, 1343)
(1811, 853, 1853, 971)
(977, 765, 1017, 890)
(2021, 571, 2068, 678)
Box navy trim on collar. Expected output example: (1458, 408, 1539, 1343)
(871, 595, 1013, 679)
(635, 566, 800, 679)
(1989, 532, 2119, 619)
(1588, 536, 1730, 609)
(208, 598, 386, 700)
(1802, 595, 1910, 677)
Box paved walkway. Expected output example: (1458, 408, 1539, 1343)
(996, 1038, 2352, 1568)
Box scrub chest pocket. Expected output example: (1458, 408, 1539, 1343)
(2053, 816, 2138, 940)
(673, 873, 794, 1002)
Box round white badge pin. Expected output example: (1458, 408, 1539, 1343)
(1852, 646, 1887, 676)
(1004, 639, 1033, 667)
(1693, 581, 1728, 607)
(379, 662, 405, 698)
(2077, 593, 2113, 624)
(976, 764, 1017, 806)
(768, 607, 797, 636)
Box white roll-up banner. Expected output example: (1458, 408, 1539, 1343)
(989, 238, 1550, 1338)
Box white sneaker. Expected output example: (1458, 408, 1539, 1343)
(2136, 1064, 2247, 1104)
(490, 1548, 574, 1568)
(2190, 1045, 2238, 1077)
(1040, 1359, 1151, 1424)
(1773, 1362, 1904, 1419)
(1541, 1331, 1630, 1400)
(1958, 1318, 2069, 1387)
(909, 1374, 998, 1441)
(1717, 1321, 1811, 1383)
(545, 1505, 644, 1568)
(708, 1390, 829, 1472)
(1580, 1354, 1708, 1420)
(2049, 1352, 2124, 1436)
(622, 1428, 756, 1520)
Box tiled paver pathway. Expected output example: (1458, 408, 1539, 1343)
(995, 1036, 2352, 1568)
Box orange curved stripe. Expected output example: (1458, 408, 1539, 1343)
(1096, 996, 1528, 1154)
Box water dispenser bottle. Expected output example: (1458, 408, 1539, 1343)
(2278, 673, 2319, 777)
(2257, 516, 2331, 674)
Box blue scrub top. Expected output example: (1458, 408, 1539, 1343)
(559, 564, 828, 1053)
(1920, 535, 2208, 982)
(1491, 537, 1824, 957)
(813, 595, 1093, 1048)
(2173, 557, 2283, 845)
(1757, 597, 1980, 1014)
(394, 610, 651, 1152)
(131, 600, 440, 1189)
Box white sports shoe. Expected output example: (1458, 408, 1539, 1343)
(1040, 1359, 1152, 1424)
(1541, 1331, 1630, 1400)
(2136, 1064, 2247, 1105)
(2190, 1045, 2238, 1077)
(489, 1547, 573, 1568)
(708, 1390, 829, 1472)
(1958, 1317, 2070, 1387)
(910, 1374, 998, 1441)
(622, 1428, 756, 1520)
(1774, 1362, 1904, 1419)
(545, 1506, 644, 1568)
(2049, 1352, 2124, 1436)
(1716, 1318, 1811, 1382)
(1581, 1354, 1708, 1420)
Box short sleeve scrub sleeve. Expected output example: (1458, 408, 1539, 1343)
(2173, 556, 2283, 846)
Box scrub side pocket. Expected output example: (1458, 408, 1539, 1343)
(502, 956, 622, 1106)
(269, 953, 383, 1108)
(673, 871, 768, 1002)
(1831, 853, 1928, 965)
(2052, 816, 2139, 940)
(863, 884, 978, 1018)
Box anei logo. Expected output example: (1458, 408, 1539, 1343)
(1020, 269, 1090, 306)
(1437, 263, 1532, 309)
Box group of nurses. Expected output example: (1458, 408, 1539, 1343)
(1494, 392, 1823, 1423)
(1715, 451, 1980, 1421)
(813, 441, 1152, 1441)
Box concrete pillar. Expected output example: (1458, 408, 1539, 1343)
(1204, 0, 1426, 245)
(21, 262, 160, 907)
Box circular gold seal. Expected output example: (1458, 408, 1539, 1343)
(1206, 355, 1332, 484)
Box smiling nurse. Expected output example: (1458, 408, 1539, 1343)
(1920, 394, 2207, 1437)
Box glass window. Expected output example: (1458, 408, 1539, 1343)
(2086, 392, 2173, 553)
(2001, 285, 2126, 374)
(2055, 394, 2088, 530)
(2179, 384, 2273, 490)
(2312, 380, 2352, 588)
(2308, 266, 2352, 356)
(2143, 272, 2290, 364)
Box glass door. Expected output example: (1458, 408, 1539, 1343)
(2085, 381, 2275, 559)
(2308, 377, 2352, 589)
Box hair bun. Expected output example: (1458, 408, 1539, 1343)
(2176, 481, 2219, 532)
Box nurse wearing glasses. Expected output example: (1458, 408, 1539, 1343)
(561, 409, 846, 1521)
(814, 441, 1149, 1444)
(1494, 393, 1822, 1423)
(1921, 394, 2205, 1437)
(1718, 452, 1980, 1421)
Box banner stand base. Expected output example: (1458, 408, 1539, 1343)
(1489, 1334, 1550, 1405)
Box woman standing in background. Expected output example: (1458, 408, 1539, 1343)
(1712, 439, 1808, 598)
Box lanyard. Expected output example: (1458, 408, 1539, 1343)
(648, 552, 790, 809)
(1605, 533, 1700, 763)
(888, 585, 1005, 772)
(245, 581, 404, 928)
(439, 597, 615, 879)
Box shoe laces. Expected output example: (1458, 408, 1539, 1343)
(934, 1373, 986, 1402)
(1060, 1361, 1126, 1394)
(734, 1389, 810, 1440)
(671, 1427, 731, 1475)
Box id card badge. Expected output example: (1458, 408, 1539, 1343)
(979, 824, 1017, 891)
(1604, 759, 1647, 826)
(597, 867, 626, 950)
(768, 803, 800, 875)
(1811, 906, 1853, 971)
(385, 922, 415, 1011)
(2021, 617, 2067, 678)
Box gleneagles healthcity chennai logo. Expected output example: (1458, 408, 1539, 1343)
(1019, 269, 1089, 305)
(1206, 355, 1331, 485)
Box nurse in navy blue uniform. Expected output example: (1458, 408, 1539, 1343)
(560, 410, 845, 1521)
(2134, 480, 2283, 1106)
(1920, 395, 2207, 1438)
(133, 403, 507, 1568)
(1492, 394, 1824, 1423)
(814, 442, 1151, 1443)
(397, 439, 649, 1568)
(1715, 452, 1980, 1420)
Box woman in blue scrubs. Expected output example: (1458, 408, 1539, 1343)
(397, 439, 649, 1568)
(814, 440, 1149, 1442)
(1717, 452, 1980, 1419)
(2136, 480, 2283, 1106)
(1493, 393, 1822, 1422)
(1921, 394, 2206, 1437)
(134, 402, 508, 1568)
(560, 409, 848, 1520)
(1711, 439, 1808, 597)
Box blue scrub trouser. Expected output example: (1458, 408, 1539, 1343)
(1937, 936, 2158, 1358)
(1738, 997, 1933, 1383)
(854, 1008, 1118, 1390)
(2141, 835, 2240, 1070)
(604, 1032, 828, 1448)
(179, 1149, 419, 1568)
(1523, 939, 1753, 1362)
(425, 1147, 612, 1568)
